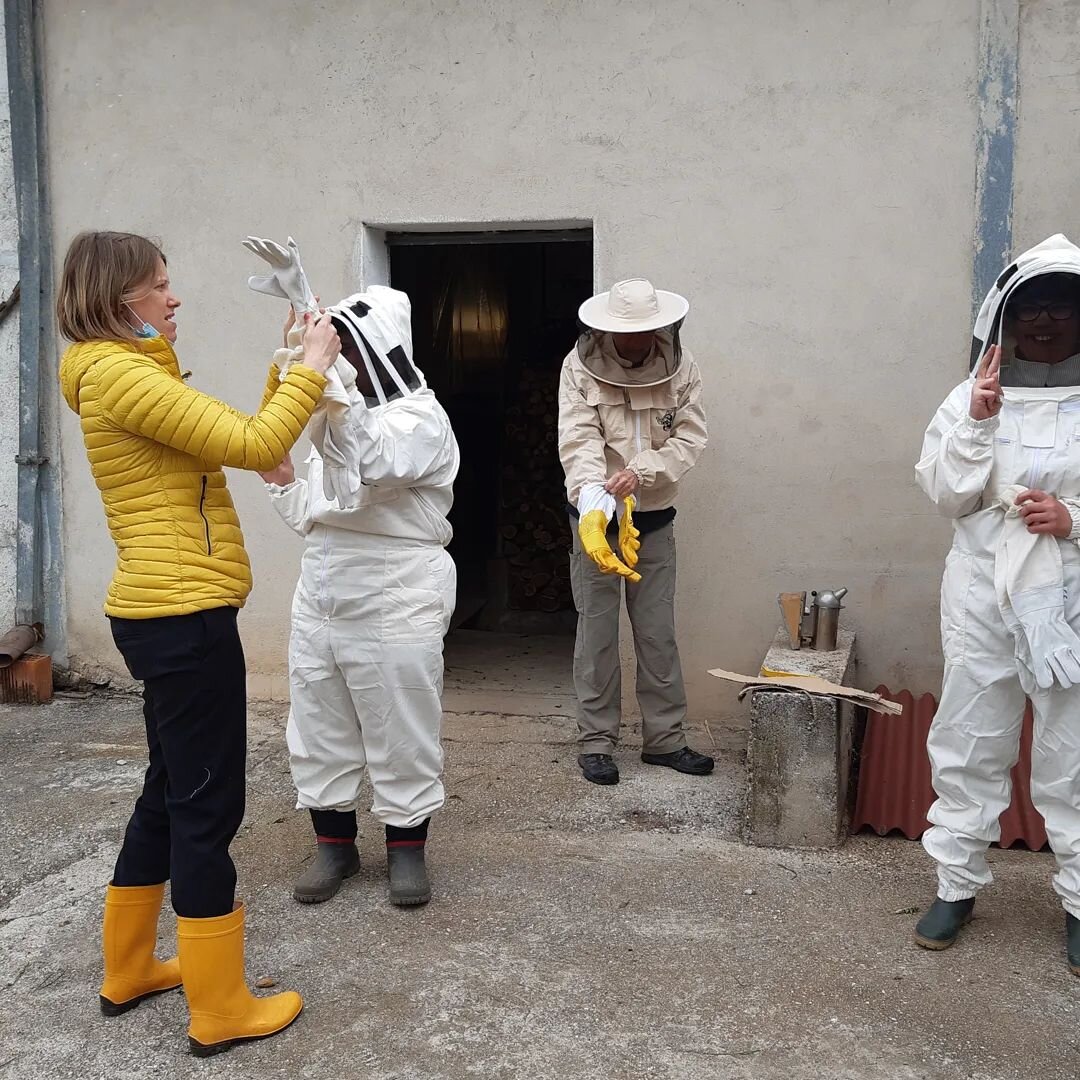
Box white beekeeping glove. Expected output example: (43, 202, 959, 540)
(1009, 584, 1080, 690)
(242, 235, 318, 318)
(994, 485, 1080, 690)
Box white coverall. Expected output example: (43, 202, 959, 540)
(916, 235, 1080, 916)
(267, 288, 459, 829)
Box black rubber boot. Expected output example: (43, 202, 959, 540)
(578, 753, 619, 785)
(914, 897, 975, 950)
(386, 820, 431, 907)
(293, 841, 360, 904)
(1066, 913, 1080, 976)
(640, 746, 714, 775)
(294, 809, 360, 904)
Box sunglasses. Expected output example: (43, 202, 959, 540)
(1009, 300, 1078, 323)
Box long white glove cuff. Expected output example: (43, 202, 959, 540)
(321, 359, 354, 421)
(577, 482, 616, 521)
(1010, 585, 1080, 690)
(1010, 583, 1068, 618)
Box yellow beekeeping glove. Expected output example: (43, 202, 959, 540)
(578, 509, 641, 582)
(618, 497, 640, 571)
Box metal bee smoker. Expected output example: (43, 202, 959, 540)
(777, 588, 848, 651)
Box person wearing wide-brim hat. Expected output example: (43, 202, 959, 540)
(557, 278, 712, 786)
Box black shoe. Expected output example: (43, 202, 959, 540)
(578, 753, 619, 785)
(1066, 913, 1080, 976)
(293, 841, 360, 904)
(640, 746, 714, 775)
(914, 897, 975, 949)
(387, 844, 431, 907)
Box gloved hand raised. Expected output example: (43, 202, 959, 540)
(242, 236, 318, 318)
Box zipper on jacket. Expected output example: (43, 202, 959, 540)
(198, 475, 212, 556)
(635, 411, 643, 454)
(1027, 449, 1042, 491)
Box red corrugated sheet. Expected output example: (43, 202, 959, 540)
(851, 687, 1048, 851)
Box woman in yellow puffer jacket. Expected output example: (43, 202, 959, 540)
(57, 231, 339, 1056)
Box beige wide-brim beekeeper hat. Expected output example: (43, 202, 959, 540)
(578, 278, 689, 333)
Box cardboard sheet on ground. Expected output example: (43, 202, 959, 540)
(707, 668, 904, 716)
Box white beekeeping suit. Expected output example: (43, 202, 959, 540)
(266, 285, 459, 831)
(915, 234, 1080, 939)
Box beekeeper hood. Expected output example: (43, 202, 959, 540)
(970, 233, 1080, 386)
(576, 278, 689, 389)
(327, 287, 425, 406)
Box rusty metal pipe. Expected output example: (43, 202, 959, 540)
(0, 623, 43, 668)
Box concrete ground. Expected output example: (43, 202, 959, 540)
(2, 634, 1079, 1079)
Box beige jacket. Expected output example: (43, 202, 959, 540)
(557, 334, 707, 512)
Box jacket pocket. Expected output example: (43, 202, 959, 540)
(198, 475, 212, 556)
(584, 384, 629, 448)
(584, 383, 626, 408)
(940, 549, 973, 665)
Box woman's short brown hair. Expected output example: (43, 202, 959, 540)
(56, 231, 165, 342)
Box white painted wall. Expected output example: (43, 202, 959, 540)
(37, 0, 1080, 718)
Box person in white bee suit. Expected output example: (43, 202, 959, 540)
(915, 234, 1080, 970)
(244, 238, 458, 907)
(558, 279, 711, 786)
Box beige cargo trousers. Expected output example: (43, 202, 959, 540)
(569, 519, 689, 754)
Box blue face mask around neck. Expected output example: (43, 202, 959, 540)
(124, 302, 160, 340)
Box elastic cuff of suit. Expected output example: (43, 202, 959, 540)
(937, 884, 979, 903)
(1066, 501, 1080, 540)
(309, 808, 358, 841)
(386, 818, 429, 845)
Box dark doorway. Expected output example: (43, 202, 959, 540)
(389, 229, 593, 635)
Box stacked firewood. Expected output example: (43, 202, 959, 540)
(499, 367, 573, 612)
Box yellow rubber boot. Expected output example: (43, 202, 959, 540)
(177, 903, 303, 1057)
(99, 883, 182, 1016)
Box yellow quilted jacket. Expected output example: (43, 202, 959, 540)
(59, 334, 326, 619)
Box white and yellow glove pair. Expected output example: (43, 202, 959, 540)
(577, 484, 641, 583)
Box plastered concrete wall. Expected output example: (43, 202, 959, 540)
(42, 0, 1030, 715)
(1013, 1, 1080, 247)
(0, 6, 19, 628)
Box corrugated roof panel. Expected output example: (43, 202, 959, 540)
(851, 688, 1048, 851)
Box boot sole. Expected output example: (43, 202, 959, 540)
(640, 755, 713, 776)
(913, 912, 973, 951)
(188, 1005, 304, 1057)
(99, 982, 182, 1017)
(913, 933, 958, 951)
(581, 772, 619, 786)
(292, 856, 361, 904)
(390, 891, 432, 907)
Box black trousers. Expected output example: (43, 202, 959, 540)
(109, 606, 247, 918)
